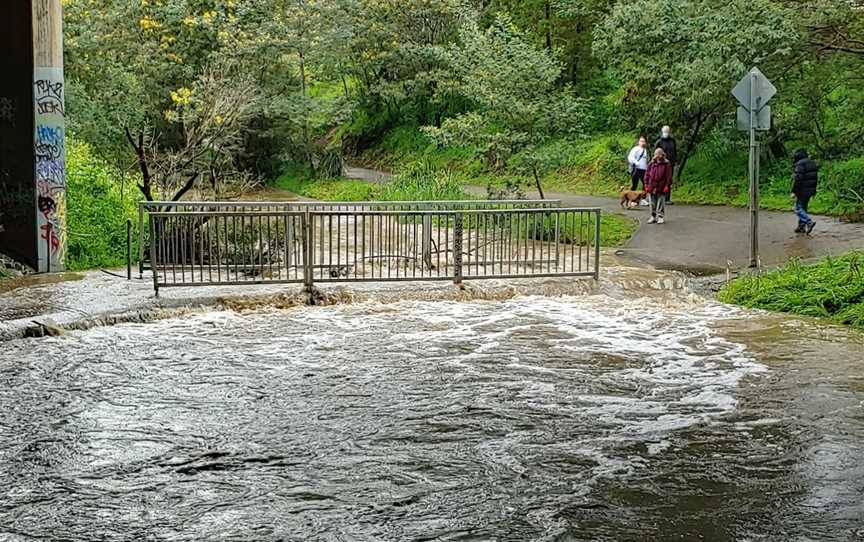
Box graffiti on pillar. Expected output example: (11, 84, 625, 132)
(34, 67, 66, 267)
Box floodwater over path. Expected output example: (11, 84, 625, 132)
(1, 279, 863, 540)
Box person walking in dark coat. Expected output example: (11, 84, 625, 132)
(654, 126, 678, 204)
(644, 148, 674, 224)
(792, 148, 819, 234)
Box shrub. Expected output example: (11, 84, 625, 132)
(379, 161, 471, 202)
(65, 139, 139, 271)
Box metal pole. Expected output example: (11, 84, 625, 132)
(138, 203, 145, 278)
(303, 210, 314, 294)
(149, 215, 159, 297)
(453, 213, 463, 286)
(594, 210, 601, 280)
(422, 214, 432, 269)
(749, 72, 759, 268)
(126, 218, 132, 280)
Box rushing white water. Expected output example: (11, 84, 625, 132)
(1, 285, 862, 541)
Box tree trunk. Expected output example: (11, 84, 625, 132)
(532, 164, 546, 200)
(677, 107, 716, 182)
(544, 1, 552, 51)
(125, 127, 154, 202)
(298, 50, 315, 177)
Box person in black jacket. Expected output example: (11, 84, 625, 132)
(654, 126, 678, 204)
(792, 148, 818, 234)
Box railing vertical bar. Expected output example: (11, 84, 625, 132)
(351, 214, 356, 278)
(361, 214, 367, 279)
(453, 213, 463, 285)
(150, 216, 160, 295)
(266, 214, 273, 280)
(578, 211, 583, 273)
(529, 211, 534, 272)
(138, 204, 145, 278)
(594, 209, 601, 280)
(232, 215, 238, 282)
(304, 213, 313, 292)
(336, 214, 341, 278)
(169, 216, 176, 285)
(316, 212, 323, 282)
(387, 215, 392, 279)
(444, 215, 450, 279)
(257, 214, 264, 279)
(436, 215, 442, 277)
(377, 213, 382, 279)
(206, 218, 212, 282)
(558, 212, 564, 274)
(395, 215, 401, 279)
(189, 216, 196, 283)
(412, 215, 418, 278)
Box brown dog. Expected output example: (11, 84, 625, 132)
(619, 188, 648, 209)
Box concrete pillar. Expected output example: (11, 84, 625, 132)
(32, 0, 66, 272)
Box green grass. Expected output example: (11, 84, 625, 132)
(362, 125, 864, 219)
(719, 252, 864, 329)
(595, 212, 639, 247)
(271, 161, 636, 248)
(273, 164, 379, 202)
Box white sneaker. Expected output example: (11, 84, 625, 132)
(657, 217, 665, 224)
(639, 199, 650, 206)
(648, 216, 656, 224)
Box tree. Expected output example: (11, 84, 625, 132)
(125, 66, 260, 202)
(425, 16, 585, 197)
(593, 0, 799, 180)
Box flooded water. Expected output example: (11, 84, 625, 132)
(1, 284, 863, 540)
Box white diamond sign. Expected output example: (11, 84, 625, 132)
(733, 67, 776, 112)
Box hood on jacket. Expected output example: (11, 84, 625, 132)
(793, 148, 809, 164)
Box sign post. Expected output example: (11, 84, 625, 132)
(733, 67, 775, 268)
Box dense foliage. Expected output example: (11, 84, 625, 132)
(65, 140, 139, 271)
(62, 0, 864, 214)
(720, 252, 864, 329)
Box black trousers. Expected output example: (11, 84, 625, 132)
(630, 168, 646, 191)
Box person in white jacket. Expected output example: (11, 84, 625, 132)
(627, 136, 649, 199)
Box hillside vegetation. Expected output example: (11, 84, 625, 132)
(55, 0, 864, 268)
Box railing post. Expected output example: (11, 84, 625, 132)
(453, 213, 463, 285)
(594, 209, 601, 280)
(126, 218, 132, 280)
(554, 211, 561, 271)
(138, 203, 145, 278)
(303, 210, 314, 294)
(149, 214, 159, 297)
(286, 211, 294, 277)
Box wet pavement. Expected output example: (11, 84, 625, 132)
(1, 272, 863, 540)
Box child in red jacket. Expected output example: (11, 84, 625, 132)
(644, 148, 673, 224)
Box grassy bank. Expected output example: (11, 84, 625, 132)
(360, 126, 864, 218)
(272, 161, 638, 248)
(719, 252, 864, 329)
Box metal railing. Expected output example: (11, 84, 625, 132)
(138, 199, 561, 275)
(146, 203, 601, 295)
